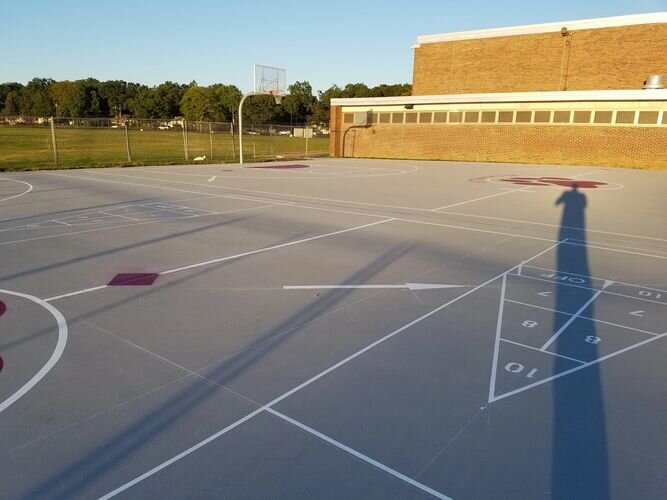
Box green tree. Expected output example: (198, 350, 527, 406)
(0, 82, 23, 112)
(180, 86, 217, 121)
(154, 81, 186, 118)
(211, 84, 242, 122)
(128, 86, 156, 118)
(19, 78, 55, 115)
(281, 80, 316, 125)
(1, 90, 21, 115)
(242, 94, 276, 125)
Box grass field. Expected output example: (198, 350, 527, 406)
(0, 127, 329, 171)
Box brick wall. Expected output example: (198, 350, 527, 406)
(413, 23, 667, 95)
(332, 122, 667, 169)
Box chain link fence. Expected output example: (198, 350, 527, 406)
(0, 116, 329, 170)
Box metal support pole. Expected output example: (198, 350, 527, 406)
(50, 117, 59, 166)
(124, 122, 132, 163)
(182, 120, 189, 161)
(230, 120, 236, 160)
(239, 91, 280, 165)
(209, 122, 214, 160)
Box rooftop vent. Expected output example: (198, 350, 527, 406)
(642, 74, 664, 89)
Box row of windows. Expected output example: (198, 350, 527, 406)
(343, 109, 667, 127)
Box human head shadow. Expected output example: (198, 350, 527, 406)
(551, 184, 609, 498)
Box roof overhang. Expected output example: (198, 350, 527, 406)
(415, 12, 667, 45)
(331, 89, 667, 107)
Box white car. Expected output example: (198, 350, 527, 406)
(245, 130, 260, 135)
(278, 130, 291, 136)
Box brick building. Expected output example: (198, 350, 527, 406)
(329, 13, 667, 168)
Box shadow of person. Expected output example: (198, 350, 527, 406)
(551, 184, 610, 499)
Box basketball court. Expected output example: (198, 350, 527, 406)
(0, 158, 665, 499)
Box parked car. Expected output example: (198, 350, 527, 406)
(245, 130, 260, 135)
(278, 130, 291, 136)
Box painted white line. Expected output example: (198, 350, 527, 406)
(431, 188, 531, 212)
(513, 274, 667, 306)
(49, 169, 667, 245)
(283, 283, 467, 291)
(0, 178, 33, 203)
(522, 265, 667, 290)
(75, 170, 432, 212)
(53, 172, 667, 242)
(45, 219, 393, 302)
(431, 168, 613, 212)
(97, 407, 266, 500)
(504, 299, 660, 337)
(488, 273, 508, 403)
(0, 289, 68, 414)
(540, 280, 614, 351)
(564, 240, 667, 259)
(45, 172, 295, 207)
(100, 240, 563, 498)
(491, 331, 667, 403)
(437, 209, 667, 244)
(160, 219, 395, 275)
(45, 285, 108, 303)
(500, 338, 586, 364)
(0, 203, 280, 248)
(207, 176, 216, 182)
(266, 408, 451, 499)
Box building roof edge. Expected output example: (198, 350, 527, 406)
(331, 89, 667, 106)
(416, 12, 667, 44)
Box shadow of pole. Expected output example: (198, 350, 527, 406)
(25, 244, 414, 498)
(551, 185, 609, 498)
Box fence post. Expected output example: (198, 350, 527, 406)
(182, 120, 189, 161)
(230, 121, 236, 160)
(49, 117, 59, 166)
(209, 122, 214, 160)
(124, 122, 132, 163)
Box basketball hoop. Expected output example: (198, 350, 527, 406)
(270, 91, 284, 106)
(238, 64, 288, 165)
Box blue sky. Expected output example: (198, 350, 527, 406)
(2, 0, 665, 93)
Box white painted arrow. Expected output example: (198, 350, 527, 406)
(283, 283, 468, 291)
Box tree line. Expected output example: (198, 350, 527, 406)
(0, 78, 411, 125)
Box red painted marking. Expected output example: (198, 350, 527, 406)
(251, 164, 310, 170)
(0, 355, 3, 373)
(0, 300, 5, 317)
(108, 273, 159, 286)
(498, 176, 608, 189)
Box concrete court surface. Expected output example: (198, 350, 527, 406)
(0, 158, 665, 499)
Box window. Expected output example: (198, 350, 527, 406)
(593, 111, 613, 124)
(553, 111, 571, 123)
(615, 111, 635, 124)
(343, 113, 353, 124)
(392, 113, 404, 124)
(573, 111, 592, 124)
(498, 111, 514, 123)
(405, 112, 418, 124)
(534, 111, 551, 123)
(433, 112, 448, 123)
(353, 112, 368, 125)
(464, 111, 480, 123)
(449, 112, 463, 123)
(638, 111, 659, 125)
(481, 111, 496, 123)
(515, 111, 532, 123)
(419, 112, 432, 124)
(379, 113, 391, 124)
(663, 112, 667, 125)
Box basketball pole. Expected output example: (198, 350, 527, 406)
(238, 92, 282, 165)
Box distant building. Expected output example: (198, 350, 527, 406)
(329, 13, 667, 168)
